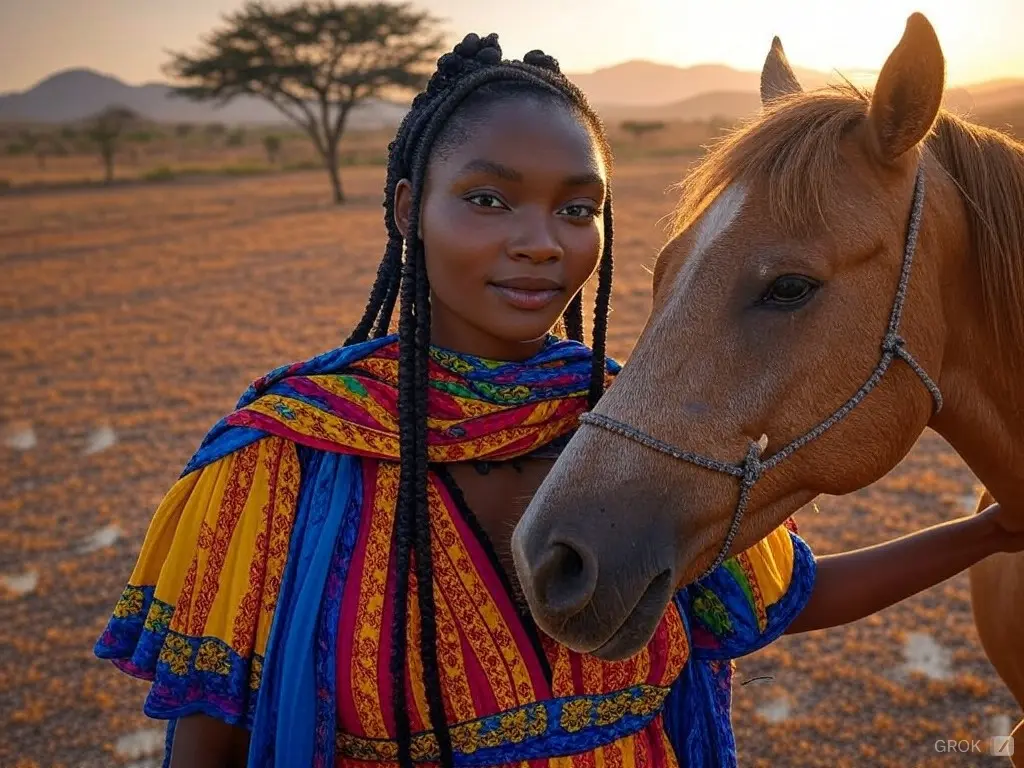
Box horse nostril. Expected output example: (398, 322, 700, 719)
(534, 540, 598, 620)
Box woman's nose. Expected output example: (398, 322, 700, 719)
(509, 211, 563, 262)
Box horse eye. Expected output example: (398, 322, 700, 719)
(761, 275, 819, 307)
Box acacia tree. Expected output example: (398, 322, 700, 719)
(86, 106, 138, 183)
(263, 134, 283, 164)
(18, 130, 50, 169)
(621, 120, 665, 140)
(165, 1, 444, 203)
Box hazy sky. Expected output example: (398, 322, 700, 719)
(2, 0, 1022, 92)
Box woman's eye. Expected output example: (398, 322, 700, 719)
(559, 203, 597, 219)
(761, 275, 820, 307)
(466, 193, 507, 209)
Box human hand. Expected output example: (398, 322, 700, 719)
(974, 492, 1024, 550)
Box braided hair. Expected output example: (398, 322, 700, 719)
(342, 32, 615, 768)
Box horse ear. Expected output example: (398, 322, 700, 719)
(867, 13, 945, 163)
(760, 36, 802, 106)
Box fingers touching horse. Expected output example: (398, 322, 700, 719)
(512, 11, 1024, 708)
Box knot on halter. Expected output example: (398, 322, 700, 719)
(882, 333, 905, 353)
(742, 441, 764, 486)
(882, 333, 944, 414)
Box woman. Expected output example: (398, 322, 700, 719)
(95, 33, 1023, 767)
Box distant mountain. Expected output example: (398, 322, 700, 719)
(599, 90, 762, 123)
(0, 68, 409, 129)
(968, 83, 1024, 114)
(3, 64, 1024, 128)
(567, 60, 832, 108)
(0, 61, 835, 127)
(591, 79, 1024, 125)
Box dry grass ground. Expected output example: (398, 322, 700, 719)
(1, 161, 1019, 767)
(0, 120, 717, 189)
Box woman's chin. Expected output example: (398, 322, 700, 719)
(486, 317, 565, 346)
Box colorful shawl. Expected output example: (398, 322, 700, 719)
(94, 334, 815, 767)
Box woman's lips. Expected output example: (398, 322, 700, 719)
(488, 277, 565, 311)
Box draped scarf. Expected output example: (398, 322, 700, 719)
(95, 334, 625, 767)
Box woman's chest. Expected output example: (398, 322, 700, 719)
(332, 459, 691, 746)
(446, 459, 553, 592)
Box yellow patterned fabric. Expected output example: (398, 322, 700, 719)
(98, 436, 300, 725)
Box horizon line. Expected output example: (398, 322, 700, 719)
(4, 56, 1011, 95)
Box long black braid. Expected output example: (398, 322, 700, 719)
(342, 32, 616, 768)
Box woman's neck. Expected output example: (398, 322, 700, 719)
(430, 314, 551, 362)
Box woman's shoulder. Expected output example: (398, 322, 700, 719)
(236, 335, 397, 410)
(93, 433, 307, 726)
(680, 523, 816, 660)
(182, 336, 404, 474)
(94, 430, 372, 729)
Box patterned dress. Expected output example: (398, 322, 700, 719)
(94, 335, 815, 767)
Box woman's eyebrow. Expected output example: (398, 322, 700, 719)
(456, 159, 522, 181)
(563, 171, 604, 187)
(455, 160, 605, 188)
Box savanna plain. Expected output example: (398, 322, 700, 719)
(1, 134, 1018, 767)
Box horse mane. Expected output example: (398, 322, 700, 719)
(671, 82, 1024, 345)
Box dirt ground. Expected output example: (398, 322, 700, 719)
(1, 163, 1018, 767)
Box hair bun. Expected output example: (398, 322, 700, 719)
(424, 32, 502, 98)
(437, 52, 465, 77)
(476, 33, 502, 65)
(523, 49, 560, 73)
(453, 33, 481, 58)
(452, 32, 502, 65)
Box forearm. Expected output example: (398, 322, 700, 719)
(169, 715, 250, 768)
(786, 512, 1002, 634)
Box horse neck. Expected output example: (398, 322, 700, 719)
(927, 129, 1024, 509)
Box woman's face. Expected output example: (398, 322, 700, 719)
(395, 97, 607, 361)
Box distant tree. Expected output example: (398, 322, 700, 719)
(175, 123, 193, 139)
(17, 130, 50, 169)
(86, 106, 138, 183)
(127, 130, 156, 144)
(165, 0, 444, 203)
(263, 134, 282, 164)
(226, 128, 247, 147)
(621, 120, 666, 140)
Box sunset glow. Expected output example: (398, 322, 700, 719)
(1, 0, 1021, 91)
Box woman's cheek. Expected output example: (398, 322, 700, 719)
(564, 230, 602, 290)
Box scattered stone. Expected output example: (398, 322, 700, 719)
(991, 713, 1013, 738)
(4, 422, 37, 451)
(78, 523, 122, 553)
(898, 631, 952, 681)
(0, 570, 39, 597)
(756, 695, 792, 723)
(113, 728, 165, 761)
(83, 425, 117, 455)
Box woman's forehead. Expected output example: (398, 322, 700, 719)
(433, 98, 606, 180)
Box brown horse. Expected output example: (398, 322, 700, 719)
(511, 10, 1024, 734)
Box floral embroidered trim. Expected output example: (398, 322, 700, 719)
(690, 586, 733, 637)
(335, 684, 668, 765)
(95, 585, 261, 727)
